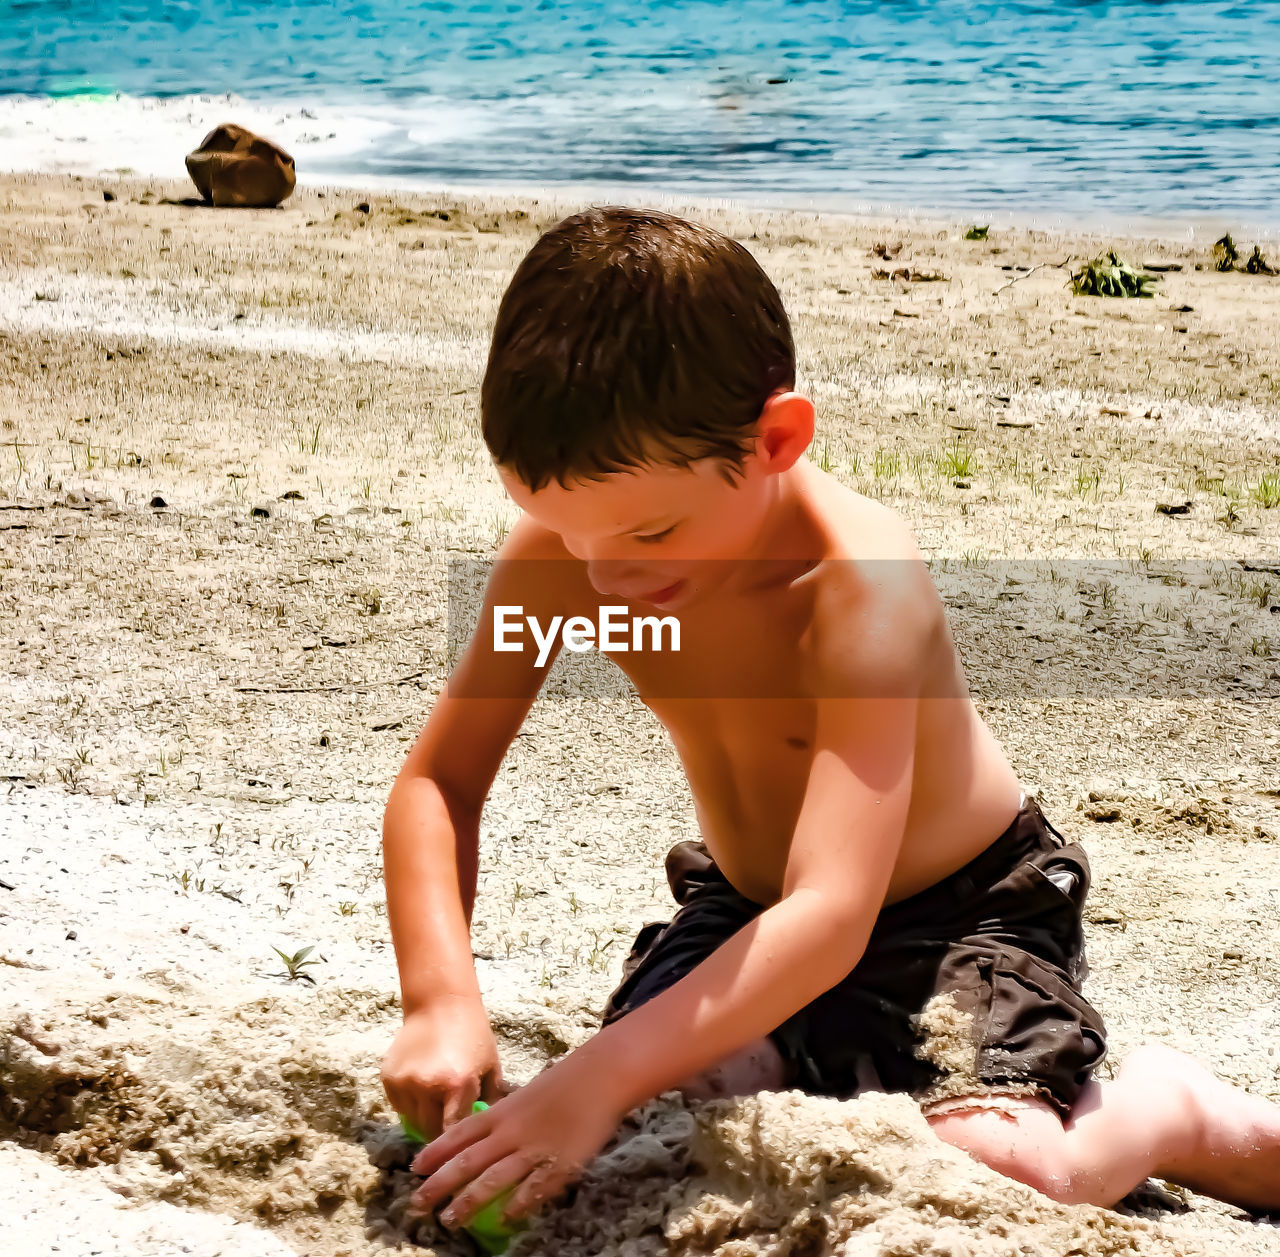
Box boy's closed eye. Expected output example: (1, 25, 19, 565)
(635, 524, 678, 544)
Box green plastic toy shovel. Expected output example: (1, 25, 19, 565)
(400, 1100, 521, 1254)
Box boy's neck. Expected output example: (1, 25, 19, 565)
(739, 457, 827, 565)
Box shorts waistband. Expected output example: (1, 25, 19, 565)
(883, 791, 1061, 918)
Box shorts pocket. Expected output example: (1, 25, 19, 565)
(981, 843, 1092, 926)
(975, 947, 1107, 1115)
(972, 844, 1093, 983)
(1027, 843, 1092, 910)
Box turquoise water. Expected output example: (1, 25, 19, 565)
(3, 1, 1279, 220)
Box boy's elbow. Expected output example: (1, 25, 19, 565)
(786, 887, 875, 981)
(384, 772, 483, 834)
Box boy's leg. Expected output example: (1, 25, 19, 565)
(672, 1036, 788, 1102)
(926, 1043, 1280, 1211)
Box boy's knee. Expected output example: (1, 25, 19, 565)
(675, 1069, 728, 1102)
(675, 1036, 787, 1102)
(927, 1099, 1095, 1205)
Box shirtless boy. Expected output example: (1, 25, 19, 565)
(382, 206, 1280, 1234)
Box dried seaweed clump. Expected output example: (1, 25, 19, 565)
(1070, 251, 1159, 298)
(1213, 233, 1241, 272)
(1245, 245, 1277, 275)
(1213, 233, 1276, 275)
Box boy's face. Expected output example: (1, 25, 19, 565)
(497, 392, 813, 610)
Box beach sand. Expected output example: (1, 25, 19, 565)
(1, 170, 1278, 1256)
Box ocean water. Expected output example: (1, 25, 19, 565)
(2, 0, 1279, 224)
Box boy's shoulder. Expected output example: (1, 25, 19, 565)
(499, 512, 575, 562)
(802, 481, 941, 696)
(490, 514, 584, 594)
(810, 473, 920, 562)
(483, 515, 599, 620)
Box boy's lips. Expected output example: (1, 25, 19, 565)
(637, 580, 684, 606)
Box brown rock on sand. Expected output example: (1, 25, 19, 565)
(184, 124, 296, 208)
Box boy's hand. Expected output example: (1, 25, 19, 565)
(408, 1050, 625, 1230)
(381, 997, 508, 1140)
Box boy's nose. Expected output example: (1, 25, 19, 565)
(585, 559, 661, 599)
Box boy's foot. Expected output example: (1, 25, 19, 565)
(1133, 1043, 1280, 1212)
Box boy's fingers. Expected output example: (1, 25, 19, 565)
(441, 1078, 480, 1129)
(385, 1083, 421, 1141)
(503, 1160, 571, 1223)
(394, 1087, 439, 1145)
(412, 1097, 442, 1144)
(381, 1078, 404, 1120)
(411, 1117, 484, 1181)
(440, 1148, 531, 1226)
(481, 1067, 511, 1103)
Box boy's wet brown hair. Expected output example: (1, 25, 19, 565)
(481, 205, 795, 491)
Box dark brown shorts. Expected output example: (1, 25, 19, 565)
(600, 795, 1108, 1118)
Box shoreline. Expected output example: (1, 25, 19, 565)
(301, 175, 1270, 249)
(3, 90, 1280, 244)
(9, 163, 1275, 254)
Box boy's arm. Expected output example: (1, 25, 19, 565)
(592, 693, 918, 1110)
(382, 520, 571, 1126)
(580, 572, 929, 1111)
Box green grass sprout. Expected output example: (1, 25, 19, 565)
(272, 945, 320, 983)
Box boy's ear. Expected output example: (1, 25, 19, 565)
(756, 391, 815, 471)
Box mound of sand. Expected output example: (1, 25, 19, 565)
(1, 996, 396, 1254)
(1080, 791, 1274, 843)
(511, 1090, 1189, 1257)
(0, 978, 581, 1256)
(4, 990, 1273, 1257)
